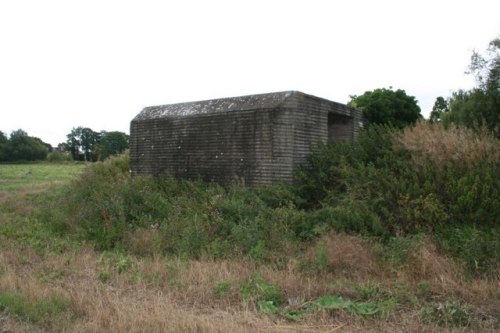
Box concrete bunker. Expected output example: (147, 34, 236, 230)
(130, 91, 364, 186)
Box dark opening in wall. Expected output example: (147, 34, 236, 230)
(328, 112, 353, 143)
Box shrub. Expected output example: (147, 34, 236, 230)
(47, 151, 72, 163)
(421, 300, 472, 327)
(436, 225, 499, 277)
(240, 274, 283, 306)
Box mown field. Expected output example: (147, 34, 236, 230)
(0, 163, 85, 192)
(0, 124, 498, 332)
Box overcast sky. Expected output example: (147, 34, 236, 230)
(1, 0, 499, 146)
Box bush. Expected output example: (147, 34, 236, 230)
(293, 123, 499, 276)
(47, 151, 72, 163)
(38, 153, 296, 257)
(297, 122, 499, 232)
(436, 226, 499, 277)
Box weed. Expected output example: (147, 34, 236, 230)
(421, 301, 472, 327)
(257, 300, 279, 315)
(383, 235, 423, 266)
(282, 309, 304, 321)
(355, 282, 382, 301)
(315, 242, 328, 273)
(315, 295, 352, 310)
(436, 225, 500, 277)
(116, 254, 133, 273)
(0, 292, 71, 326)
(98, 270, 111, 282)
(213, 282, 231, 298)
(314, 294, 396, 317)
(247, 240, 265, 262)
(417, 281, 431, 299)
(240, 275, 283, 306)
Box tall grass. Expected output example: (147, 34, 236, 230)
(397, 121, 499, 168)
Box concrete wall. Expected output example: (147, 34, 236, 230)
(131, 107, 297, 186)
(130, 91, 364, 186)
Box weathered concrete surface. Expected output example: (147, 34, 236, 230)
(130, 91, 364, 186)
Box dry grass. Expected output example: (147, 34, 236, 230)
(0, 164, 498, 332)
(1, 237, 499, 332)
(310, 233, 382, 279)
(396, 121, 499, 168)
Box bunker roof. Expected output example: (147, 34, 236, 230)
(133, 90, 356, 121)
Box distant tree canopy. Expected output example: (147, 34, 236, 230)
(429, 96, 449, 123)
(66, 127, 101, 161)
(440, 38, 500, 136)
(0, 129, 49, 162)
(97, 131, 129, 160)
(348, 88, 422, 128)
(0, 131, 8, 161)
(66, 127, 129, 161)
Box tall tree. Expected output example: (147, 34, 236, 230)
(348, 88, 422, 129)
(66, 127, 101, 161)
(429, 96, 449, 123)
(96, 131, 129, 160)
(442, 38, 500, 136)
(66, 127, 81, 160)
(0, 131, 7, 161)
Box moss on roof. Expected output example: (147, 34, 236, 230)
(132, 91, 302, 121)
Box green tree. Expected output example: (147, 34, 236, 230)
(66, 127, 101, 161)
(0, 131, 8, 161)
(429, 96, 449, 123)
(442, 38, 500, 136)
(66, 127, 81, 160)
(2, 129, 48, 161)
(348, 88, 422, 128)
(80, 127, 101, 161)
(469, 38, 500, 92)
(96, 131, 129, 160)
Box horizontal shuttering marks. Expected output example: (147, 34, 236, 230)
(130, 91, 362, 186)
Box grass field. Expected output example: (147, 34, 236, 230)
(0, 163, 85, 192)
(0, 162, 498, 332)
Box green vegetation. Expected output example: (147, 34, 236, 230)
(0, 126, 128, 163)
(33, 122, 499, 279)
(0, 120, 497, 331)
(65, 126, 129, 161)
(0, 163, 85, 192)
(1, 41, 497, 332)
(0, 292, 72, 327)
(433, 38, 500, 137)
(0, 129, 49, 162)
(348, 88, 422, 128)
(421, 301, 472, 327)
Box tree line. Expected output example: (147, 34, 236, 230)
(0, 127, 128, 162)
(0, 129, 50, 162)
(350, 38, 499, 134)
(65, 127, 129, 162)
(431, 38, 499, 135)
